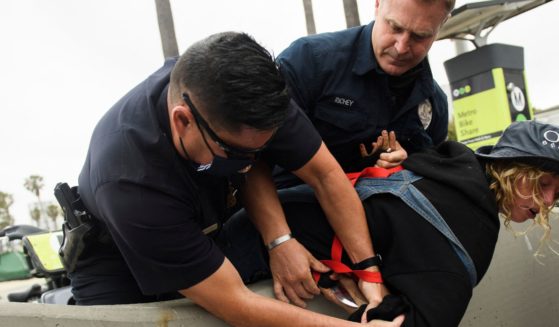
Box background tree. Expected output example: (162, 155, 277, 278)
(24, 175, 44, 202)
(342, 0, 361, 28)
(29, 206, 41, 227)
(24, 175, 48, 229)
(154, 0, 179, 58)
(46, 204, 60, 230)
(302, 0, 316, 35)
(0, 191, 15, 229)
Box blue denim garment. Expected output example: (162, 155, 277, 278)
(224, 169, 478, 287)
(355, 169, 477, 286)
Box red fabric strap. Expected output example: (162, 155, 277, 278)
(313, 165, 402, 284)
(313, 236, 383, 284)
(346, 165, 404, 186)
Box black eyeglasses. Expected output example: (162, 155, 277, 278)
(182, 93, 273, 159)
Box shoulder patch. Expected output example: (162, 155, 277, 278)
(418, 99, 432, 129)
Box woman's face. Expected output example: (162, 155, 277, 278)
(510, 173, 559, 222)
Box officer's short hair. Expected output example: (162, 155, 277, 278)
(441, 0, 455, 13)
(170, 32, 289, 132)
(422, 0, 455, 13)
(383, 0, 455, 14)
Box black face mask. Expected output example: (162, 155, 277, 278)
(180, 137, 254, 177)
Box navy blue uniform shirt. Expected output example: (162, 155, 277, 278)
(275, 22, 448, 187)
(74, 57, 322, 304)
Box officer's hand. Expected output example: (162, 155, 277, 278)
(269, 238, 329, 307)
(366, 315, 405, 327)
(371, 130, 407, 168)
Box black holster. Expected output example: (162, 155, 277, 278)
(54, 183, 99, 273)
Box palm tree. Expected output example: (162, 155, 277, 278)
(0, 191, 15, 229)
(302, 0, 317, 35)
(342, 0, 361, 28)
(24, 175, 44, 200)
(46, 204, 60, 230)
(154, 0, 179, 58)
(24, 174, 48, 229)
(30, 206, 41, 227)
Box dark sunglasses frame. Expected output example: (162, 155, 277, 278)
(182, 93, 272, 158)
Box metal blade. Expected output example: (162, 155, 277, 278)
(331, 284, 358, 308)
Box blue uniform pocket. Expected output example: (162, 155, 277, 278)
(314, 104, 368, 132)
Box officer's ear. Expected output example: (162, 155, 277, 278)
(443, 13, 451, 26)
(171, 105, 194, 135)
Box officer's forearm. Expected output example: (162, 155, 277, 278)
(295, 143, 375, 263)
(314, 169, 375, 263)
(180, 259, 374, 327)
(241, 160, 290, 244)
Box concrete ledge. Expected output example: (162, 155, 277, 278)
(1, 220, 557, 326)
(0, 281, 345, 327)
(0, 300, 218, 326)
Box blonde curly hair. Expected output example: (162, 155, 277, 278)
(486, 161, 557, 257)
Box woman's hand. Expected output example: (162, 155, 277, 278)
(360, 130, 407, 168)
(358, 270, 391, 323)
(320, 273, 403, 326)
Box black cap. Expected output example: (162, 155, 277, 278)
(475, 120, 559, 174)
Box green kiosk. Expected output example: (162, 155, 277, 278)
(437, 0, 552, 150)
(445, 43, 531, 149)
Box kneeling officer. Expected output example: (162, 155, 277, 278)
(56, 32, 399, 327)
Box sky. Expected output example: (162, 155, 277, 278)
(1, 0, 558, 226)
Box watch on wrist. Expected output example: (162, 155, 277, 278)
(352, 254, 382, 270)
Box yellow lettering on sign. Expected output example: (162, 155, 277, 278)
(459, 127, 479, 137)
(458, 119, 474, 128)
(456, 108, 477, 119)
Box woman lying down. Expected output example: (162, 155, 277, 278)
(274, 120, 559, 326)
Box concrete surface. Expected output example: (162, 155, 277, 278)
(0, 280, 345, 326)
(459, 218, 559, 327)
